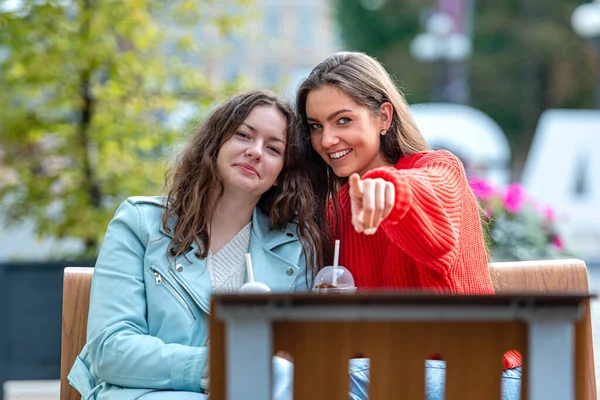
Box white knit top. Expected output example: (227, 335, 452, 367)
(201, 222, 252, 391)
(206, 222, 252, 293)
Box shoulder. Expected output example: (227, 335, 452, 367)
(126, 195, 167, 208)
(110, 196, 168, 239)
(417, 150, 462, 168)
(124, 196, 168, 216)
(253, 207, 298, 234)
(252, 207, 300, 249)
(398, 150, 464, 174)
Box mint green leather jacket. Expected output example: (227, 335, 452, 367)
(67, 196, 310, 400)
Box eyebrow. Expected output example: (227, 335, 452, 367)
(240, 122, 257, 132)
(306, 109, 352, 123)
(240, 123, 286, 146)
(268, 136, 286, 145)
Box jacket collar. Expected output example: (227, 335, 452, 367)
(158, 206, 298, 251)
(251, 207, 298, 249)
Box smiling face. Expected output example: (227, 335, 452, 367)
(216, 105, 287, 200)
(305, 85, 392, 177)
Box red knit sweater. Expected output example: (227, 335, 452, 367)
(328, 150, 521, 369)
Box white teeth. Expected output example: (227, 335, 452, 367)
(329, 149, 352, 159)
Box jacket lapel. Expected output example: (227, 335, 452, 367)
(157, 207, 304, 313)
(175, 251, 212, 314)
(157, 215, 212, 313)
(250, 208, 302, 292)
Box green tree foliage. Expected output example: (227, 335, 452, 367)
(0, 0, 252, 256)
(334, 0, 597, 167)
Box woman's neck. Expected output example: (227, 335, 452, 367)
(209, 191, 257, 254)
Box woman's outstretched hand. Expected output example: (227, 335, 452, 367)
(349, 173, 395, 235)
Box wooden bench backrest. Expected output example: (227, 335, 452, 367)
(489, 259, 597, 400)
(61, 260, 597, 400)
(61, 267, 93, 400)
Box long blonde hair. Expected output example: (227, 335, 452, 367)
(296, 52, 431, 257)
(296, 51, 430, 165)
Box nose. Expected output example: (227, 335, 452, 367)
(245, 142, 263, 160)
(321, 127, 340, 149)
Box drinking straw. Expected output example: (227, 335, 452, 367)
(245, 253, 255, 283)
(332, 240, 340, 287)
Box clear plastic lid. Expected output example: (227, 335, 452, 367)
(313, 265, 356, 291)
(239, 281, 271, 293)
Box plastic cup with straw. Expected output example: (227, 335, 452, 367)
(313, 239, 356, 292)
(239, 253, 271, 293)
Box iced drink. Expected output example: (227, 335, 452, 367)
(313, 265, 356, 293)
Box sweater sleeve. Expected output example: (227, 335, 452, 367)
(362, 152, 463, 276)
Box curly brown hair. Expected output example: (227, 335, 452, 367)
(162, 89, 326, 281)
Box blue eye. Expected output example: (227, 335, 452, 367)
(338, 117, 351, 125)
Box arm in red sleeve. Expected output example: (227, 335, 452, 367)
(362, 152, 464, 276)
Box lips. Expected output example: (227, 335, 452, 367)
(235, 163, 260, 177)
(328, 148, 353, 160)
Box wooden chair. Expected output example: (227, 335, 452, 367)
(489, 259, 597, 400)
(60, 267, 94, 400)
(60, 260, 597, 400)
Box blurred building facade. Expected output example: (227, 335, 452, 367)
(222, 0, 339, 96)
(169, 0, 341, 97)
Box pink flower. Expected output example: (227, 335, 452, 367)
(469, 176, 495, 200)
(502, 183, 527, 214)
(543, 206, 555, 222)
(552, 235, 564, 251)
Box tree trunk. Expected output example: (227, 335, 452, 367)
(78, 0, 101, 254)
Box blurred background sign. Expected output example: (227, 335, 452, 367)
(522, 109, 600, 263)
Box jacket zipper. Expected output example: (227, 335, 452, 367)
(168, 265, 210, 314)
(151, 267, 196, 320)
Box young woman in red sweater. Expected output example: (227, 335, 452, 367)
(296, 51, 521, 400)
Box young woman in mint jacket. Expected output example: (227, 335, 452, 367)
(67, 90, 327, 400)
